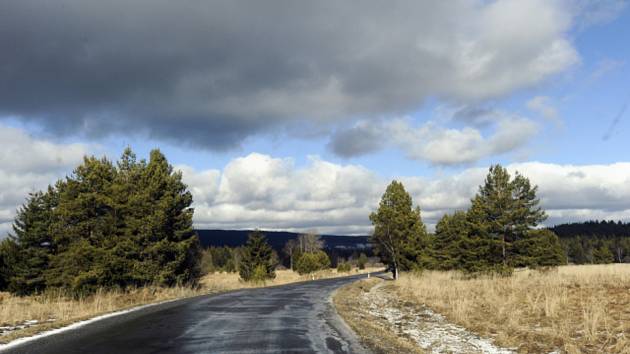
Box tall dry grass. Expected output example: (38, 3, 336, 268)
(395, 264, 630, 353)
(0, 266, 381, 343)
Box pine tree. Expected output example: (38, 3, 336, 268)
(466, 165, 547, 271)
(592, 243, 615, 264)
(433, 211, 469, 270)
(369, 180, 429, 279)
(239, 231, 277, 281)
(511, 229, 566, 267)
(44, 156, 119, 293)
(2, 147, 203, 295)
(131, 149, 201, 286)
(6, 190, 57, 294)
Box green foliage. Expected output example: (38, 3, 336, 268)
(337, 262, 352, 273)
(560, 232, 630, 264)
(465, 165, 548, 272)
(0, 239, 19, 291)
(239, 231, 277, 281)
(2, 190, 56, 294)
(201, 246, 240, 274)
(592, 243, 615, 264)
(369, 180, 429, 278)
(511, 229, 566, 268)
(433, 211, 470, 270)
(295, 250, 331, 275)
(379, 165, 565, 276)
(251, 264, 271, 284)
(357, 253, 368, 270)
(0, 148, 201, 295)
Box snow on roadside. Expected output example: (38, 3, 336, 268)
(363, 282, 517, 354)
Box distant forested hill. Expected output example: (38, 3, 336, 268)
(549, 221, 630, 264)
(195, 229, 372, 256)
(550, 220, 630, 239)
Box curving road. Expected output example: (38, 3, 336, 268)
(2, 274, 372, 354)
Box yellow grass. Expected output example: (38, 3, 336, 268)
(395, 264, 630, 353)
(0, 266, 381, 343)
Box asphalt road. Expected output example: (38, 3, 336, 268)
(2, 274, 372, 354)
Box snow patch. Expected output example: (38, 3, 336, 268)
(363, 283, 517, 354)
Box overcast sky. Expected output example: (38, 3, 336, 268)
(2, 0, 630, 236)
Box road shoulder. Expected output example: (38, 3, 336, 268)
(333, 278, 423, 354)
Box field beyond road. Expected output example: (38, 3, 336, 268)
(336, 264, 630, 354)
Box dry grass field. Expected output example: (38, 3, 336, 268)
(0, 267, 381, 343)
(395, 264, 630, 353)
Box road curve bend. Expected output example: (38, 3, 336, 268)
(2, 274, 372, 354)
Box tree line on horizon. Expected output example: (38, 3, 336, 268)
(550, 221, 630, 264)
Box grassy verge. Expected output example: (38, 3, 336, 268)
(395, 264, 630, 353)
(333, 277, 424, 354)
(0, 267, 381, 344)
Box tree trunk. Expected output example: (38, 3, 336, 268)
(392, 262, 398, 280)
(502, 234, 506, 266)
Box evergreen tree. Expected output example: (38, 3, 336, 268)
(3, 147, 202, 295)
(369, 180, 429, 279)
(131, 149, 201, 286)
(45, 157, 119, 293)
(239, 231, 277, 281)
(566, 237, 589, 264)
(433, 211, 470, 270)
(593, 243, 615, 264)
(6, 190, 57, 294)
(511, 229, 566, 267)
(466, 165, 546, 271)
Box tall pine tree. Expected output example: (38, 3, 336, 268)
(466, 165, 549, 271)
(433, 211, 470, 270)
(6, 189, 57, 294)
(370, 180, 429, 279)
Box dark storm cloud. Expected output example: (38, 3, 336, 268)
(0, 0, 576, 149)
(328, 124, 385, 157)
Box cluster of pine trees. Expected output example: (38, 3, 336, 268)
(200, 246, 241, 273)
(370, 165, 566, 278)
(0, 148, 201, 295)
(551, 221, 630, 264)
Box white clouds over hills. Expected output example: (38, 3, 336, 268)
(2, 126, 630, 237)
(181, 154, 630, 235)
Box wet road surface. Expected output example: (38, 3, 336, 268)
(2, 274, 372, 354)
